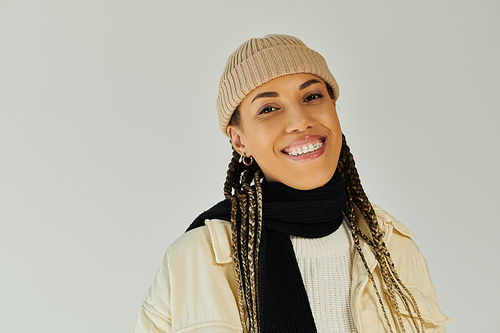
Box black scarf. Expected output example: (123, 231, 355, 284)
(187, 170, 347, 332)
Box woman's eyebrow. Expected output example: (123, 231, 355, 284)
(251, 92, 279, 103)
(299, 79, 321, 90)
(250, 79, 321, 104)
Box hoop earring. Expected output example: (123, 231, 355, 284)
(242, 155, 253, 166)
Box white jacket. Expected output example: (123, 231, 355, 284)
(133, 205, 449, 332)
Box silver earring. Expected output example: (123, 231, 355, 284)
(242, 155, 253, 166)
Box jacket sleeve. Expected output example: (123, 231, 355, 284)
(133, 255, 173, 333)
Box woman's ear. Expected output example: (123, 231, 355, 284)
(227, 125, 248, 156)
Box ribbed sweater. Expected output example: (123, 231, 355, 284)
(290, 221, 356, 333)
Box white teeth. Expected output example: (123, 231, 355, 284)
(287, 140, 323, 156)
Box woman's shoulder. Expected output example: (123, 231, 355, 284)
(164, 219, 233, 268)
(355, 204, 429, 281)
(371, 204, 415, 239)
(369, 204, 424, 267)
(370, 204, 442, 300)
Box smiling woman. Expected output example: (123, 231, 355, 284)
(132, 34, 450, 333)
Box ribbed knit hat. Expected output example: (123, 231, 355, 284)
(217, 34, 339, 136)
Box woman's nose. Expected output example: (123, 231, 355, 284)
(285, 105, 313, 133)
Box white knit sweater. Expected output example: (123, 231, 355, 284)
(290, 221, 356, 333)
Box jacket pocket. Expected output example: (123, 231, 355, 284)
(385, 285, 449, 327)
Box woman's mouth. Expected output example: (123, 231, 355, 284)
(287, 140, 323, 156)
(282, 136, 325, 157)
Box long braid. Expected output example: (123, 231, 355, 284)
(337, 139, 395, 332)
(338, 134, 425, 333)
(224, 150, 247, 332)
(253, 170, 263, 328)
(238, 174, 251, 329)
(224, 147, 263, 333)
(242, 164, 258, 331)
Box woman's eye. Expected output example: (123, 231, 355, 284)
(259, 106, 277, 114)
(305, 93, 322, 102)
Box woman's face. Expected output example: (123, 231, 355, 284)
(227, 73, 342, 190)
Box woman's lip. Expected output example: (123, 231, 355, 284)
(281, 135, 325, 154)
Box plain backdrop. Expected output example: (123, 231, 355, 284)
(1, 0, 499, 332)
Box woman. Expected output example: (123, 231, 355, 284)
(133, 34, 449, 333)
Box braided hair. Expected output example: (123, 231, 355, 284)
(224, 81, 425, 332)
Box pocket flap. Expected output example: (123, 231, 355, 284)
(394, 286, 450, 326)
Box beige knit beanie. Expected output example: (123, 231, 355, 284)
(217, 34, 339, 136)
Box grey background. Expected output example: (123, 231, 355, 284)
(1, 0, 499, 332)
